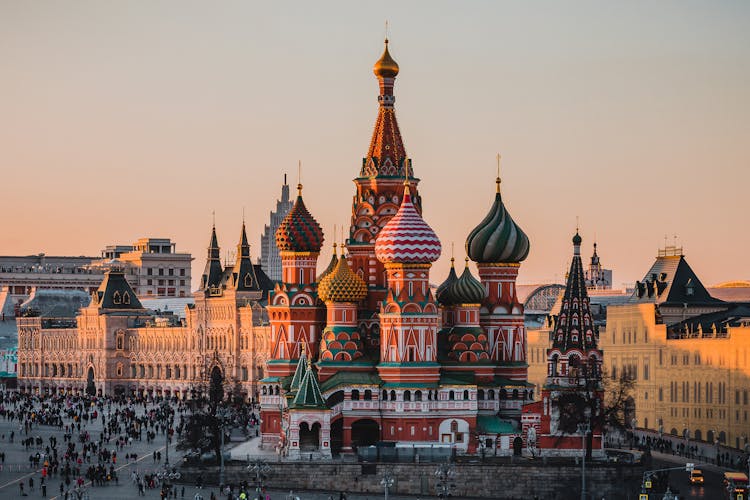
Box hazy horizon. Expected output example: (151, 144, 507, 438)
(2, 1, 748, 289)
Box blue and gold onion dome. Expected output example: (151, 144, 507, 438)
(318, 255, 368, 303)
(275, 184, 324, 253)
(438, 258, 487, 306)
(465, 181, 530, 263)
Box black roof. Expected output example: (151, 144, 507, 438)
(92, 269, 143, 310)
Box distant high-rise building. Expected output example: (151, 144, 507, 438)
(260, 177, 293, 281)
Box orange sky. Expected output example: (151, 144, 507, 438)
(1, 2, 748, 289)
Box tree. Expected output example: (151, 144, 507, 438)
(209, 367, 224, 406)
(177, 411, 224, 463)
(601, 370, 636, 433)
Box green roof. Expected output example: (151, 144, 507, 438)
(289, 363, 327, 410)
(289, 349, 309, 393)
(259, 376, 280, 383)
(319, 371, 383, 393)
(477, 415, 515, 434)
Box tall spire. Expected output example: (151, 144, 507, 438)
(230, 222, 260, 292)
(553, 231, 596, 352)
(201, 224, 224, 293)
(362, 39, 408, 178)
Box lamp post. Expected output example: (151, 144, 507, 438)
(434, 461, 455, 498)
(161, 401, 173, 468)
(380, 468, 395, 500)
(217, 407, 229, 488)
(580, 406, 592, 500)
(247, 459, 271, 498)
(683, 423, 689, 458)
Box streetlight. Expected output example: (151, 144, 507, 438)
(247, 459, 272, 499)
(160, 401, 174, 468)
(217, 407, 230, 488)
(380, 468, 395, 500)
(434, 461, 455, 498)
(579, 406, 592, 500)
(683, 423, 689, 458)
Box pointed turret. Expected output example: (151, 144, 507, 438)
(229, 222, 261, 294)
(200, 225, 224, 294)
(553, 232, 597, 352)
(91, 268, 144, 310)
(362, 39, 409, 179)
(290, 357, 326, 409)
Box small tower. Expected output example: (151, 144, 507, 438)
(227, 222, 262, 300)
(200, 225, 224, 296)
(436, 258, 492, 379)
(317, 250, 369, 379)
(375, 182, 441, 384)
(465, 168, 530, 381)
(537, 232, 604, 456)
(347, 39, 421, 313)
(267, 183, 326, 376)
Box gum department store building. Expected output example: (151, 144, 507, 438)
(17, 41, 603, 458)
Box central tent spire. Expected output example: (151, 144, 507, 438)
(362, 39, 409, 179)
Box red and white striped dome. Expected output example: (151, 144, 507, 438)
(375, 185, 442, 264)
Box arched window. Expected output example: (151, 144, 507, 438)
(487, 389, 495, 400)
(463, 390, 469, 400)
(364, 390, 372, 401)
(404, 390, 411, 402)
(351, 389, 360, 401)
(382, 390, 388, 401)
(390, 390, 396, 401)
(450, 420, 458, 433)
(449, 390, 455, 400)
(414, 390, 422, 402)
(512, 389, 519, 399)
(478, 389, 485, 400)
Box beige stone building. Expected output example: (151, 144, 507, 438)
(17, 224, 273, 401)
(599, 247, 750, 449)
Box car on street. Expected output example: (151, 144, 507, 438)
(689, 468, 704, 485)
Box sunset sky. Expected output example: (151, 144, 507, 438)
(2, 1, 748, 289)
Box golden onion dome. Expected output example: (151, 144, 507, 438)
(318, 255, 367, 303)
(373, 39, 399, 78)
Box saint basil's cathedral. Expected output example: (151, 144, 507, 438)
(258, 40, 603, 458)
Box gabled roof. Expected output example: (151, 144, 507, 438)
(630, 252, 722, 306)
(92, 269, 143, 310)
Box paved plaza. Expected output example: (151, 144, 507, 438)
(0, 393, 422, 500)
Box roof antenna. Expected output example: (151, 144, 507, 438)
(341, 225, 345, 253)
(496, 153, 502, 193)
(284, 173, 287, 186)
(385, 20, 389, 42)
(212, 210, 216, 228)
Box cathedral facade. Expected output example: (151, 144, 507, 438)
(258, 40, 536, 458)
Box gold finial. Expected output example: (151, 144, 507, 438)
(496, 153, 502, 193)
(373, 35, 399, 78)
(465, 256, 470, 268)
(332, 224, 337, 255)
(297, 160, 303, 196)
(300, 341, 306, 357)
(451, 242, 455, 261)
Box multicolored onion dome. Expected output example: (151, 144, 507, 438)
(436, 258, 458, 304)
(373, 39, 399, 78)
(375, 185, 442, 264)
(317, 244, 339, 282)
(275, 184, 324, 253)
(318, 255, 368, 303)
(465, 180, 529, 263)
(439, 258, 487, 305)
